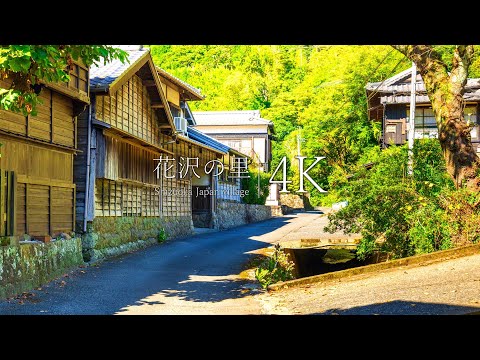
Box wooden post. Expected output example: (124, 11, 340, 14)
(0, 170, 4, 236)
(72, 186, 76, 233)
(7, 171, 16, 236)
(50, 92, 54, 143)
(25, 183, 29, 234)
(49, 185, 53, 236)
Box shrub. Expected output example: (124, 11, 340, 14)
(157, 228, 167, 243)
(242, 169, 270, 205)
(407, 203, 452, 254)
(325, 139, 460, 260)
(255, 244, 295, 288)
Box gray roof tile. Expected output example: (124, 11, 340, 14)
(90, 49, 148, 90)
(187, 126, 230, 154)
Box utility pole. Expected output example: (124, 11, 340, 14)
(296, 126, 305, 207)
(408, 62, 416, 175)
(297, 127, 302, 156)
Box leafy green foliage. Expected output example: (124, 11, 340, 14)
(255, 244, 295, 288)
(325, 139, 480, 260)
(412, 139, 454, 197)
(157, 228, 167, 243)
(0, 45, 128, 115)
(149, 45, 410, 206)
(241, 169, 270, 205)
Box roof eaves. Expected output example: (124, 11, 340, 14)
(177, 133, 227, 155)
(155, 67, 204, 100)
(108, 50, 151, 95)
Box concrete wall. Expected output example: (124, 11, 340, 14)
(216, 199, 282, 230)
(0, 238, 83, 299)
(82, 216, 193, 262)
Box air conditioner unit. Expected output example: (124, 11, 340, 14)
(174, 117, 188, 135)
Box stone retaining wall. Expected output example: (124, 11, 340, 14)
(216, 200, 283, 230)
(82, 216, 193, 262)
(280, 193, 313, 210)
(0, 238, 83, 299)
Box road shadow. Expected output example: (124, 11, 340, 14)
(313, 300, 480, 315)
(0, 215, 295, 315)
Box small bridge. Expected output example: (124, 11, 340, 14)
(279, 237, 362, 278)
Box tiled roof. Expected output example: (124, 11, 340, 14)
(367, 66, 480, 93)
(89, 49, 149, 90)
(192, 110, 273, 126)
(367, 66, 480, 103)
(187, 126, 230, 154)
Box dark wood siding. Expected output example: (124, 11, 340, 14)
(385, 104, 407, 120)
(73, 107, 89, 230)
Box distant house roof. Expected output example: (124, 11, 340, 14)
(156, 67, 204, 101)
(90, 48, 149, 91)
(192, 110, 273, 127)
(366, 66, 480, 104)
(186, 126, 230, 154)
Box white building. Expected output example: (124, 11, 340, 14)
(192, 110, 274, 171)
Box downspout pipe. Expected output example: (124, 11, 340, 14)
(83, 98, 93, 233)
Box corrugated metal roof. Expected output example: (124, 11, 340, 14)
(90, 49, 149, 90)
(192, 110, 273, 126)
(187, 126, 230, 154)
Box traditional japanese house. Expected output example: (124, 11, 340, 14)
(75, 47, 243, 260)
(155, 67, 248, 225)
(0, 61, 89, 240)
(366, 66, 480, 152)
(192, 110, 278, 205)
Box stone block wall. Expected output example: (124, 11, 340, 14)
(215, 200, 283, 230)
(279, 193, 313, 211)
(0, 238, 83, 299)
(82, 216, 193, 262)
(192, 213, 212, 228)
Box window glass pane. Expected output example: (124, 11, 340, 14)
(424, 117, 437, 127)
(424, 108, 434, 117)
(415, 108, 423, 117)
(471, 126, 478, 140)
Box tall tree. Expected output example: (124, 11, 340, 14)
(0, 45, 127, 115)
(393, 45, 478, 189)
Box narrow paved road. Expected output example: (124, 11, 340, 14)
(0, 213, 323, 315)
(259, 253, 480, 315)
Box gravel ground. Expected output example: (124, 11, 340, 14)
(257, 253, 480, 315)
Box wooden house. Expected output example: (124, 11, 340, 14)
(75, 47, 245, 259)
(192, 110, 277, 205)
(0, 61, 89, 240)
(366, 67, 480, 151)
(156, 67, 249, 223)
(192, 110, 274, 171)
(156, 66, 250, 222)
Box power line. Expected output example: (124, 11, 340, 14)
(367, 55, 411, 102)
(330, 48, 402, 120)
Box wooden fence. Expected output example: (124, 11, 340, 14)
(0, 169, 16, 237)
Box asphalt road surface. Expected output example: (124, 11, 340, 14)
(0, 214, 318, 315)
